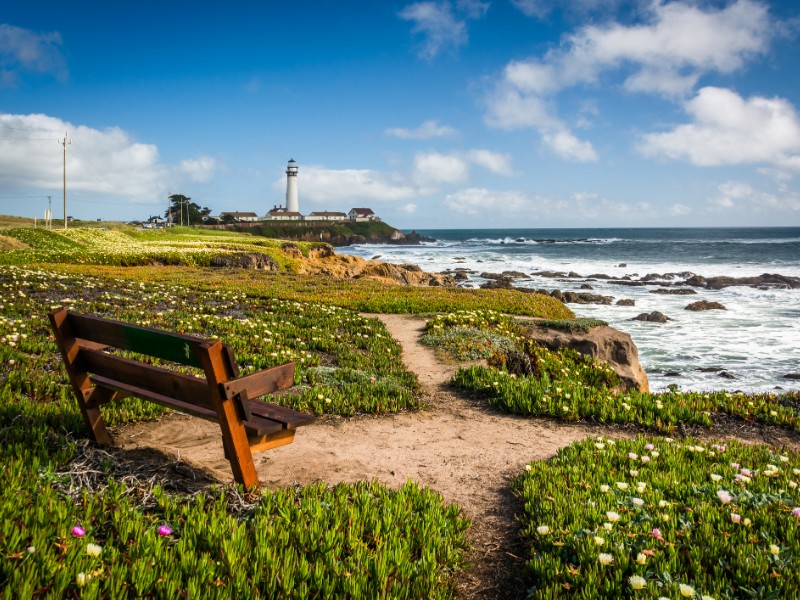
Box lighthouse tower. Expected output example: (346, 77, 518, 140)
(285, 159, 299, 213)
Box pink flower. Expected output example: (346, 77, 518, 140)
(157, 525, 172, 537)
(717, 490, 733, 504)
(72, 525, 85, 537)
(740, 468, 752, 477)
(8, 359, 14, 365)
(731, 513, 741, 523)
(645, 444, 655, 451)
(651, 528, 664, 541)
(791, 508, 800, 519)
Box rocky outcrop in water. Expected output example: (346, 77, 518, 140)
(524, 323, 649, 392)
(631, 311, 671, 323)
(685, 300, 726, 311)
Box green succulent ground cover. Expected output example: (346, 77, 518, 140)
(518, 436, 800, 598)
(426, 310, 800, 434)
(0, 264, 470, 597)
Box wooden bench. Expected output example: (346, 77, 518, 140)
(48, 308, 314, 488)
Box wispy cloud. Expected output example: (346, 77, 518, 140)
(385, 119, 458, 139)
(399, 0, 488, 59)
(274, 166, 423, 205)
(0, 24, 67, 86)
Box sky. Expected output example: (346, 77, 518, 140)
(1, 0, 799, 229)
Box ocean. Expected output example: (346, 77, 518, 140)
(338, 227, 800, 393)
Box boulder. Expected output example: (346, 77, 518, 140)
(685, 300, 726, 311)
(308, 244, 335, 259)
(281, 242, 303, 259)
(650, 288, 697, 295)
(209, 252, 279, 270)
(631, 311, 671, 323)
(616, 299, 636, 306)
(525, 324, 649, 392)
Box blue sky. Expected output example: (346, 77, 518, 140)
(1, 0, 799, 228)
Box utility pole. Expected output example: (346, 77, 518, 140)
(47, 196, 52, 229)
(59, 132, 71, 229)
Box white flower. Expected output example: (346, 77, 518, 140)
(636, 482, 647, 493)
(76, 573, 88, 587)
(600, 484, 610, 493)
(780, 455, 790, 462)
(636, 552, 647, 565)
(628, 575, 647, 590)
(606, 511, 621, 522)
(769, 544, 780, 555)
(595, 443, 605, 449)
(629, 453, 639, 460)
(86, 543, 102, 557)
(594, 536, 605, 546)
(710, 474, 722, 482)
(603, 522, 613, 531)
(679, 583, 696, 597)
(658, 500, 668, 508)
(616, 482, 629, 491)
(630, 470, 639, 477)
(716, 490, 733, 504)
(598, 552, 613, 565)
(536, 525, 550, 535)
(651, 451, 660, 458)
(632, 497, 645, 507)
(701, 596, 716, 600)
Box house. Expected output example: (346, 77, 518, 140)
(219, 211, 260, 223)
(305, 211, 347, 222)
(265, 206, 303, 221)
(348, 208, 379, 222)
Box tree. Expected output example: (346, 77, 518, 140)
(165, 194, 212, 226)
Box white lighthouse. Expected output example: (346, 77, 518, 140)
(285, 158, 299, 213)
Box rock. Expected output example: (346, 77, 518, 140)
(515, 238, 526, 242)
(664, 370, 682, 377)
(560, 291, 613, 305)
(650, 288, 697, 295)
(210, 252, 279, 270)
(685, 273, 800, 290)
(453, 272, 469, 281)
(501, 271, 530, 279)
(580, 284, 594, 290)
(537, 271, 567, 278)
(587, 273, 612, 279)
(618, 263, 627, 267)
(685, 300, 726, 311)
(784, 373, 800, 381)
(524, 324, 650, 392)
(616, 299, 635, 306)
(308, 244, 335, 259)
(631, 311, 671, 323)
(568, 271, 581, 278)
(718, 371, 737, 379)
(281, 242, 303, 259)
(480, 279, 513, 290)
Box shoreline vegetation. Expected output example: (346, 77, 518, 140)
(2, 222, 800, 598)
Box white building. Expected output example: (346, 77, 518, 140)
(305, 211, 347, 222)
(220, 211, 260, 222)
(266, 206, 303, 221)
(348, 207, 379, 222)
(285, 159, 299, 214)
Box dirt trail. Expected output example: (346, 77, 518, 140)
(117, 313, 601, 597)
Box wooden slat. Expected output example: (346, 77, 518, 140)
(80, 348, 215, 411)
(248, 400, 315, 429)
(221, 362, 296, 400)
(248, 429, 295, 453)
(90, 375, 220, 421)
(66, 312, 211, 368)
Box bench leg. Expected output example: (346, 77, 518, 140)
(81, 388, 115, 445)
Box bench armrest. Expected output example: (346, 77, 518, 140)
(220, 362, 295, 400)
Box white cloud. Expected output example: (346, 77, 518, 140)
(486, 1, 774, 161)
(398, 203, 419, 214)
(668, 203, 692, 216)
(542, 130, 598, 162)
(178, 157, 220, 183)
(413, 151, 471, 184)
(277, 166, 422, 205)
(466, 149, 515, 175)
(709, 180, 800, 213)
(456, 0, 490, 19)
(0, 113, 218, 204)
(385, 119, 458, 139)
(443, 188, 532, 215)
(639, 87, 800, 170)
(510, 0, 551, 19)
(399, 2, 468, 59)
(0, 23, 67, 85)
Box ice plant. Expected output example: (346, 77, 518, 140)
(157, 525, 172, 537)
(598, 553, 613, 565)
(678, 583, 696, 597)
(606, 511, 620, 522)
(716, 490, 733, 504)
(536, 525, 549, 535)
(628, 575, 646, 590)
(72, 525, 85, 537)
(86, 543, 102, 557)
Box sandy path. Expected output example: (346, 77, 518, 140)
(115, 314, 602, 598)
